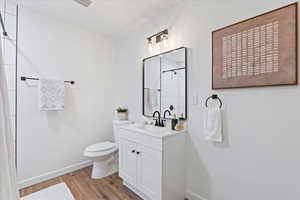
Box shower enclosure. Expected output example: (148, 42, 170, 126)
(1, 0, 18, 168)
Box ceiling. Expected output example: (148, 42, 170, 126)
(14, 0, 187, 38)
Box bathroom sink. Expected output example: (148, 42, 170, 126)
(123, 123, 184, 138)
(134, 124, 167, 134)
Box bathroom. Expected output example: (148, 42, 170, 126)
(0, 0, 299, 200)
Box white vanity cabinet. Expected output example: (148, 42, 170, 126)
(119, 125, 186, 200)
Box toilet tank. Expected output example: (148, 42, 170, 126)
(112, 120, 130, 146)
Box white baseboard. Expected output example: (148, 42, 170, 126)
(18, 160, 93, 189)
(186, 189, 207, 200)
(124, 181, 149, 200)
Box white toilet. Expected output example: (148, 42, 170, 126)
(84, 120, 130, 179)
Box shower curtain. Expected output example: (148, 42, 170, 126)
(0, 40, 19, 199)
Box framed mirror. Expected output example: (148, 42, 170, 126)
(143, 47, 187, 119)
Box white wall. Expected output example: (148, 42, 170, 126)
(115, 0, 300, 199)
(17, 7, 116, 187)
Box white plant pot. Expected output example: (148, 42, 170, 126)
(117, 112, 128, 120)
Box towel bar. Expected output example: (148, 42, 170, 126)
(20, 76, 75, 84)
(205, 94, 222, 108)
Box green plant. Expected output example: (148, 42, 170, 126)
(116, 107, 128, 113)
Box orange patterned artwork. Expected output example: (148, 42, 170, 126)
(212, 3, 297, 89)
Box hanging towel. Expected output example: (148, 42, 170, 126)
(149, 89, 158, 107)
(39, 79, 65, 111)
(144, 88, 159, 113)
(144, 88, 151, 113)
(204, 107, 222, 142)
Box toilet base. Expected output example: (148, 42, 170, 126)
(90, 153, 118, 179)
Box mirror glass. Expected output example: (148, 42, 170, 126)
(143, 47, 187, 119)
(143, 56, 161, 116)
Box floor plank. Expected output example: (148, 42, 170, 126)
(20, 167, 142, 200)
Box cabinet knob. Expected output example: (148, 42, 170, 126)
(136, 152, 140, 155)
(132, 150, 135, 153)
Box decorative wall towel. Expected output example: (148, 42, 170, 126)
(39, 79, 65, 111)
(204, 107, 223, 142)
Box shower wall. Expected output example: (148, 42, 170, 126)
(1, 1, 17, 150)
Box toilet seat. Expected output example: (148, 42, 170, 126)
(84, 141, 117, 157)
(86, 142, 116, 152)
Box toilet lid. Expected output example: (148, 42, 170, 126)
(86, 142, 116, 152)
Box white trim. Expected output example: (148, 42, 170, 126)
(186, 189, 208, 200)
(124, 181, 150, 200)
(18, 160, 92, 189)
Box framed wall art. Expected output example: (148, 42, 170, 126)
(212, 3, 297, 89)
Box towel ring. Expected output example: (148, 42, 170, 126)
(205, 94, 222, 108)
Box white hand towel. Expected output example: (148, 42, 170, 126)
(39, 79, 65, 111)
(149, 89, 158, 107)
(204, 107, 222, 142)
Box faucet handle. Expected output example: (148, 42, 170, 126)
(161, 119, 166, 127)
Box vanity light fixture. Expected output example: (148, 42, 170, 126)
(147, 29, 169, 51)
(147, 38, 153, 52)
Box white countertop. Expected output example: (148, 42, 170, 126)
(121, 123, 186, 138)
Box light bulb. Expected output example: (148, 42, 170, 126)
(148, 38, 153, 52)
(162, 34, 168, 48)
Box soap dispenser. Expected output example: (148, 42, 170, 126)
(171, 114, 178, 130)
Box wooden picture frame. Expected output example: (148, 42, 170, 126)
(212, 3, 298, 89)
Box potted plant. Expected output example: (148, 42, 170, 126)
(116, 107, 128, 120)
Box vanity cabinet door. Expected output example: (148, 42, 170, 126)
(137, 145, 162, 200)
(119, 139, 138, 187)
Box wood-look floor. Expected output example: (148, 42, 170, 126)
(20, 167, 142, 200)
